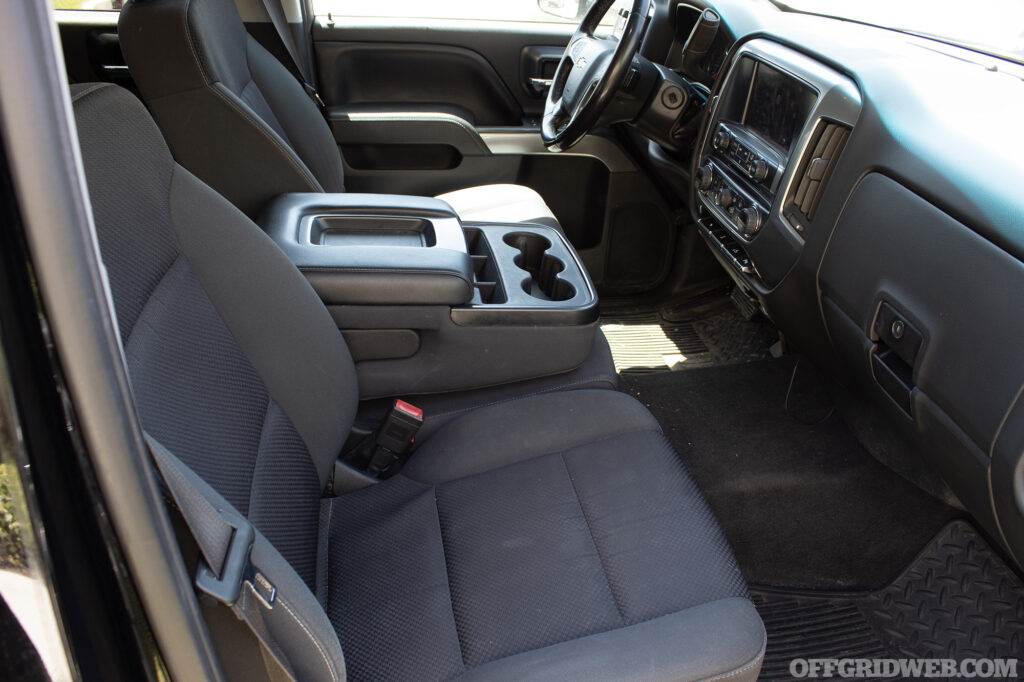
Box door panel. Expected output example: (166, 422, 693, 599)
(313, 20, 570, 117)
(319, 43, 523, 126)
(313, 20, 677, 292)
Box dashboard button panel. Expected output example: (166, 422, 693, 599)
(695, 159, 767, 242)
(714, 123, 785, 192)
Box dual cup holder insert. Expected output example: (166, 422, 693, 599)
(502, 232, 576, 302)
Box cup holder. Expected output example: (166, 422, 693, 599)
(503, 232, 576, 302)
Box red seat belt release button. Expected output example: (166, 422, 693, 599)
(394, 399, 424, 421)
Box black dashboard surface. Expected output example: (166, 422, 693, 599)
(642, 0, 1024, 568)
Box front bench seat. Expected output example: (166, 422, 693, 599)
(116, 0, 563, 232)
(72, 82, 765, 681)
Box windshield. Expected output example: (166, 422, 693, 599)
(773, 0, 1024, 64)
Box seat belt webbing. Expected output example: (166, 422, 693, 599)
(257, 0, 327, 114)
(145, 434, 297, 681)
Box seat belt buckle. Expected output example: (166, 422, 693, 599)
(366, 400, 423, 477)
(194, 508, 259, 606)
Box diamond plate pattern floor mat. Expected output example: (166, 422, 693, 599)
(599, 314, 711, 374)
(753, 521, 1024, 681)
(600, 304, 777, 374)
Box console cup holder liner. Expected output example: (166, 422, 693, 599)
(503, 232, 576, 302)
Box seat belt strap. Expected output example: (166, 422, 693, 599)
(145, 434, 297, 681)
(257, 0, 327, 115)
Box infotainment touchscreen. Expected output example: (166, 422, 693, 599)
(743, 62, 816, 152)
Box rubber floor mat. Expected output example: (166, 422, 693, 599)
(753, 521, 1024, 680)
(599, 314, 710, 373)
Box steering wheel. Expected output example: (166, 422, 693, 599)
(541, 0, 651, 152)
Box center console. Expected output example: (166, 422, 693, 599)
(691, 39, 862, 291)
(260, 193, 599, 398)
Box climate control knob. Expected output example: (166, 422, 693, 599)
(750, 159, 769, 182)
(715, 187, 735, 208)
(696, 164, 714, 190)
(739, 207, 763, 236)
(713, 129, 732, 151)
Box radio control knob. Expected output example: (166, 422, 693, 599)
(751, 159, 769, 182)
(713, 129, 732, 151)
(716, 187, 735, 208)
(739, 207, 762, 236)
(696, 164, 714, 190)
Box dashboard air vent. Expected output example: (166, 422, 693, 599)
(788, 121, 850, 222)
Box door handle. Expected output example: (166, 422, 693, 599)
(529, 77, 553, 95)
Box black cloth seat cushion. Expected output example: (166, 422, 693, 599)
(327, 390, 765, 681)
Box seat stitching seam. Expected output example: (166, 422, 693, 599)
(559, 452, 626, 625)
(70, 82, 112, 103)
(240, 78, 292, 146)
(276, 595, 340, 682)
(207, 84, 323, 191)
(242, 40, 293, 148)
(695, 633, 767, 682)
(419, 375, 617, 421)
(182, 0, 210, 86)
(245, 399, 276, 519)
(432, 488, 468, 670)
(122, 253, 185, 352)
(401, 426, 658, 486)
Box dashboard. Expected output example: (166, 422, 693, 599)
(633, 0, 1024, 570)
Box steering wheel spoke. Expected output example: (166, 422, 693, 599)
(541, 0, 651, 152)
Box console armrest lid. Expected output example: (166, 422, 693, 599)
(260, 192, 474, 305)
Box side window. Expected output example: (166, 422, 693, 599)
(53, 0, 120, 9)
(312, 0, 628, 25)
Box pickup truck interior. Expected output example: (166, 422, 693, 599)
(1, 0, 1023, 680)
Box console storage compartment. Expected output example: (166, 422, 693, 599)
(260, 193, 599, 398)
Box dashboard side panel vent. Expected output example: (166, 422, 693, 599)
(789, 121, 850, 222)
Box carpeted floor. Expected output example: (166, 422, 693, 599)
(621, 357, 964, 590)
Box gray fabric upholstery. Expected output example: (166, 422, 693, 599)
(459, 599, 766, 682)
(118, 0, 564, 233)
(328, 391, 761, 681)
(119, 0, 345, 218)
(72, 83, 357, 591)
(355, 331, 618, 442)
(73, 81, 764, 681)
(152, 436, 347, 682)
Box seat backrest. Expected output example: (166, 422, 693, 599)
(118, 0, 345, 217)
(71, 82, 358, 593)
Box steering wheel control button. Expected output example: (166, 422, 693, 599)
(661, 86, 685, 109)
(891, 319, 906, 340)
